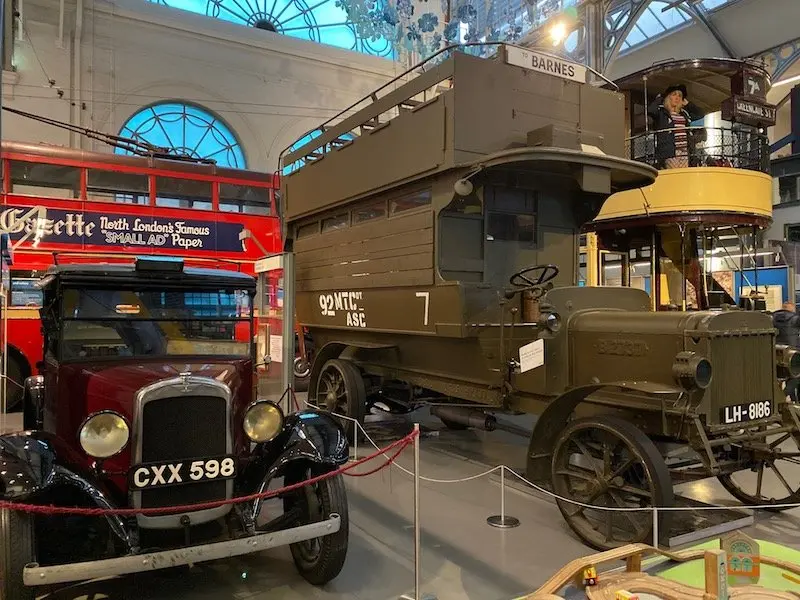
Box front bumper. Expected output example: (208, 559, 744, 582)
(23, 513, 341, 587)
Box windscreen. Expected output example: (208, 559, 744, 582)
(59, 287, 253, 360)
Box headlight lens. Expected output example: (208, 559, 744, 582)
(243, 400, 284, 442)
(79, 411, 130, 458)
(672, 351, 712, 390)
(776, 344, 800, 379)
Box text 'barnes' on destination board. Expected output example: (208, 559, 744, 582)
(502, 45, 587, 83)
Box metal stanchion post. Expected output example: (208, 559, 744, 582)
(281, 251, 295, 416)
(487, 465, 520, 528)
(652, 506, 659, 549)
(400, 423, 436, 600)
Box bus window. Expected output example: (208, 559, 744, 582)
(155, 177, 212, 210)
(296, 221, 319, 239)
(8, 160, 81, 199)
(353, 199, 387, 224)
(390, 189, 431, 215)
(86, 169, 150, 205)
(322, 213, 349, 232)
(486, 212, 536, 244)
(219, 184, 271, 215)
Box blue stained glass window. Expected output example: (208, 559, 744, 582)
(116, 102, 246, 169)
(150, 0, 397, 58)
(281, 128, 355, 175)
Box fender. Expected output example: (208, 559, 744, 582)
(0, 432, 58, 499)
(526, 380, 685, 482)
(307, 340, 397, 397)
(248, 409, 348, 520)
(0, 431, 135, 550)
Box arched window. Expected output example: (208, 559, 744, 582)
(281, 129, 355, 175)
(117, 102, 246, 169)
(150, 0, 396, 58)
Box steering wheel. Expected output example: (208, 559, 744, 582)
(509, 264, 559, 289)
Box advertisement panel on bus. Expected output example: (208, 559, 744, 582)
(0, 197, 279, 263)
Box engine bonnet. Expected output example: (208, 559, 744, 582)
(568, 307, 774, 336)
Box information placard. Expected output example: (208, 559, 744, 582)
(519, 339, 545, 373)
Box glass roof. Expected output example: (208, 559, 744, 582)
(617, 0, 737, 54)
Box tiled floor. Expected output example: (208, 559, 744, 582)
(2, 403, 797, 600)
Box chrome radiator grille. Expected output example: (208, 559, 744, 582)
(140, 395, 227, 508)
(708, 334, 774, 422)
(131, 376, 233, 526)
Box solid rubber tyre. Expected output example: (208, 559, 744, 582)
(0, 508, 36, 600)
(551, 415, 674, 551)
(315, 358, 366, 441)
(287, 471, 349, 585)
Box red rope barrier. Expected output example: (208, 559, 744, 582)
(0, 430, 418, 517)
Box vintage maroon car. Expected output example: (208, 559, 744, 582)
(0, 257, 349, 599)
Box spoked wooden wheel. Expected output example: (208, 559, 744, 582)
(551, 415, 674, 551)
(717, 424, 800, 510)
(315, 359, 366, 441)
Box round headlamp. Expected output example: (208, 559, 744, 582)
(672, 351, 712, 390)
(79, 411, 130, 458)
(243, 400, 284, 443)
(776, 344, 800, 379)
(539, 311, 562, 334)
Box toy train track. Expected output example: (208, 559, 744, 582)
(585, 572, 800, 599)
(519, 542, 800, 600)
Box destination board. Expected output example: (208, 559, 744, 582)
(502, 45, 587, 84)
(721, 95, 777, 127)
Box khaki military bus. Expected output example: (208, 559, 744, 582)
(278, 43, 800, 550)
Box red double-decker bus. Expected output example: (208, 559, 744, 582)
(0, 140, 288, 409)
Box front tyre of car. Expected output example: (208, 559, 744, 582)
(283, 466, 349, 585)
(0, 508, 36, 600)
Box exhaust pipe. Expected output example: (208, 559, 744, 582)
(431, 406, 497, 431)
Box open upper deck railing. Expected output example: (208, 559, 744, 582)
(278, 42, 618, 175)
(626, 126, 770, 173)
